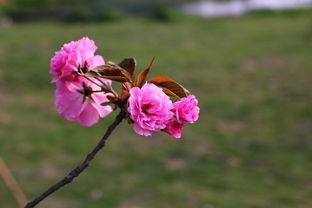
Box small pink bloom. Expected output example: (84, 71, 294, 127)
(128, 83, 174, 136)
(174, 95, 200, 123)
(164, 119, 184, 139)
(55, 81, 112, 126)
(50, 37, 104, 82)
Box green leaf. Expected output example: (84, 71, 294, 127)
(101, 102, 112, 106)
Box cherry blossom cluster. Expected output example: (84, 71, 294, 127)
(50, 37, 113, 126)
(50, 37, 199, 138)
(128, 84, 199, 138)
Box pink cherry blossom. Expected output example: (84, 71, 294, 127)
(50, 37, 104, 83)
(163, 119, 184, 139)
(128, 83, 174, 136)
(55, 80, 112, 126)
(174, 95, 200, 123)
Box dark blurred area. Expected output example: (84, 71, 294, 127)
(1, 0, 312, 23)
(0, 0, 195, 22)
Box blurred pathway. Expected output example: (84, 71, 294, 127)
(181, 0, 312, 17)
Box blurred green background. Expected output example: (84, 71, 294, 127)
(0, 0, 312, 207)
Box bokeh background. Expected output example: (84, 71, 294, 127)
(1, 0, 312, 207)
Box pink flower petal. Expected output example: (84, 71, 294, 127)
(76, 102, 100, 126)
(133, 123, 152, 136)
(128, 83, 174, 136)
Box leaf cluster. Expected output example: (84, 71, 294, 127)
(83, 57, 190, 99)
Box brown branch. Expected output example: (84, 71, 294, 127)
(0, 157, 27, 207)
(24, 110, 126, 208)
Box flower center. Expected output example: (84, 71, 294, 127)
(77, 61, 89, 74)
(77, 82, 94, 103)
(142, 104, 152, 115)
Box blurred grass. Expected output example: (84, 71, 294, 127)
(0, 14, 312, 208)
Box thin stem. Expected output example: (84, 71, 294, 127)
(109, 88, 118, 97)
(0, 157, 27, 208)
(91, 90, 103, 93)
(82, 76, 118, 96)
(94, 77, 118, 96)
(24, 110, 126, 208)
(94, 77, 106, 86)
(82, 76, 103, 88)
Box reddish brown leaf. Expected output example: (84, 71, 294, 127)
(159, 87, 180, 99)
(85, 64, 129, 82)
(91, 65, 123, 76)
(119, 57, 136, 77)
(107, 62, 132, 81)
(135, 57, 155, 87)
(97, 76, 128, 82)
(149, 76, 189, 98)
